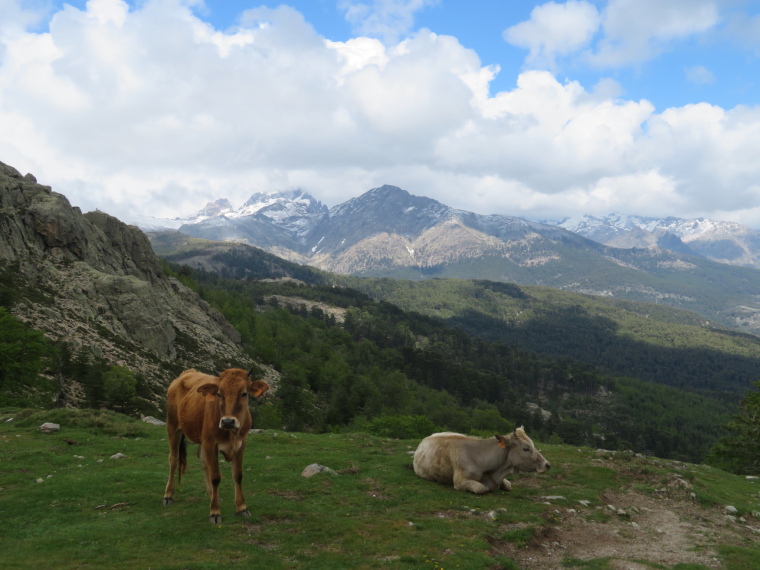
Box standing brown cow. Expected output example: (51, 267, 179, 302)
(162, 368, 269, 524)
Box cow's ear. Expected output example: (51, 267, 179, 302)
(495, 434, 511, 448)
(249, 380, 270, 398)
(197, 383, 219, 402)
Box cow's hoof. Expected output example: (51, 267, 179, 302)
(209, 514, 222, 525)
(163, 497, 174, 506)
(236, 509, 251, 518)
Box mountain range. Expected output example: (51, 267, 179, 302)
(139, 186, 760, 335)
(556, 213, 760, 268)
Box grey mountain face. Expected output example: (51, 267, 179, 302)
(171, 184, 600, 271)
(0, 160, 247, 401)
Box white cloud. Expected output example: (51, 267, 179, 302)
(505, 0, 720, 70)
(503, 1, 601, 69)
(589, 0, 719, 67)
(339, 0, 438, 44)
(2, 1, 760, 228)
(685, 65, 715, 85)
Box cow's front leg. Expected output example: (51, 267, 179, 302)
(500, 479, 512, 491)
(231, 442, 250, 517)
(453, 470, 489, 494)
(203, 443, 223, 524)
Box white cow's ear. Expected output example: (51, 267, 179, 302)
(495, 434, 510, 448)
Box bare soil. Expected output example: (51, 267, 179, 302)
(490, 488, 760, 569)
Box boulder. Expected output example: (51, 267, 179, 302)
(301, 463, 338, 478)
(39, 422, 60, 433)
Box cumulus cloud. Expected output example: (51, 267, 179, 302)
(589, 0, 719, 67)
(505, 0, 720, 69)
(1, 0, 760, 227)
(503, 1, 601, 69)
(339, 0, 438, 44)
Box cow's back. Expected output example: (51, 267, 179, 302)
(413, 433, 471, 484)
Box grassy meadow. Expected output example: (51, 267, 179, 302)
(1, 408, 759, 569)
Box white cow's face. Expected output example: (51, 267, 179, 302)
(497, 428, 551, 474)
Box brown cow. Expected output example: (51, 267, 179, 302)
(413, 427, 550, 494)
(162, 368, 269, 524)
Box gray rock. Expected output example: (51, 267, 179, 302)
(141, 416, 166, 426)
(39, 422, 60, 433)
(301, 463, 338, 477)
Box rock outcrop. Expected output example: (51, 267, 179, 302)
(0, 160, 248, 399)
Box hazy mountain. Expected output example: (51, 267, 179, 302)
(557, 213, 760, 268)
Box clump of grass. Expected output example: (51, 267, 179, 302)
(11, 408, 149, 438)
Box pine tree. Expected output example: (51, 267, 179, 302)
(708, 381, 760, 474)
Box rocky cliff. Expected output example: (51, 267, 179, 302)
(0, 160, 249, 400)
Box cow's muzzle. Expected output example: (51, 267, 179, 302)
(219, 417, 238, 430)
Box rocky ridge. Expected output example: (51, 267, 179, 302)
(0, 161, 253, 400)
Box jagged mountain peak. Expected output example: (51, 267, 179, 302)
(330, 184, 450, 221)
(242, 188, 318, 208)
(194, 198, 234, 219)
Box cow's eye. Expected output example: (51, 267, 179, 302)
(241, 392, 248, 399)
(523, 447, 530, 452)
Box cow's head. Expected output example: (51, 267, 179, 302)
(496, 427, 551, 474)
(197, 368, 270, 431)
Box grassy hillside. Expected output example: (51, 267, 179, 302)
(2, 408, 759, 569)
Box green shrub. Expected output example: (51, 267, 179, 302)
(366, 415, 437, 439)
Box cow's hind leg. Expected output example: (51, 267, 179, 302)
(163, 429, 185, 506)
(232, 442, 250, 517)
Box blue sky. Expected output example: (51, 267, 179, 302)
(3, 0, 760, 227)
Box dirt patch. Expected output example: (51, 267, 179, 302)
(363, 477, 394, 500)
(492, 490, 759, 569)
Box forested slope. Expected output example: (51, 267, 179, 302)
(174, 265, 732, 462)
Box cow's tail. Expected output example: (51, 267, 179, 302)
(177, 433, 187, 485)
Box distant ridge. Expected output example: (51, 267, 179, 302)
(142, 185, 760, 335)
(555, 213, 760, 268)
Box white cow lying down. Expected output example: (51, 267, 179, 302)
(413, 428, 551, 494)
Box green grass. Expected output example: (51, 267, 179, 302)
(1, 408, 759, 569)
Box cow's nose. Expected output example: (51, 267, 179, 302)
(220, 417, 236, 430)
(545, 463, 551, 471)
